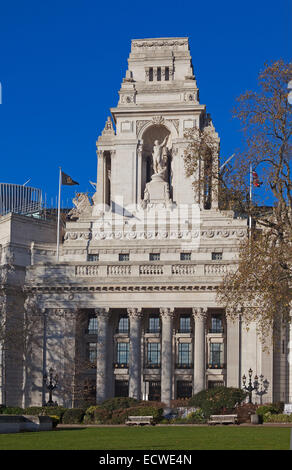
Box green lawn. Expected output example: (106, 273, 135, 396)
(0, 426, 290, 450)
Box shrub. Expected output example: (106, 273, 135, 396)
(188, 387, 247, 418)
(83, 406, 111, 424)
(110, 405, 164, 424)
(62, 408, 85, 424)
(0, 407, 24, 415)
(256, 403, 284, 417)
(186, 409, 206, 424)
(100, 397, 140, 411)
(263, 413, 292, 423)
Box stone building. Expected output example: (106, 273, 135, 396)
(0, 37, 291, 408)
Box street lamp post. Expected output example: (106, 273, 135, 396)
(43, 368, 58, 406)
(242, 368, 259, 404)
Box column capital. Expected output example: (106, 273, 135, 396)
(160, 307, 175, 319)
(94, 307, 111, 318)
(192, 307, 207, 320)
(127, 307, 143, 319)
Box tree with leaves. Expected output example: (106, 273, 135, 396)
(184, 60, 292, 341)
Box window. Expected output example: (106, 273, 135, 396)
(149, 67, 153, 81)
(117, 342, 129, 365)
(180, 252, 191, 261)
(88, 254, 99, 262)
(209, 343, 224, 367)
(147, 343, 161, 366)
(148, 315, 160, 333)
(119, 253, 129, 262)
(178, 343, 192, 366)
(115, 380, 129, 397)
(87, 316, 98, 335)
(212, 252, 222, 261)
(149, 253, 160, 261)
(157, 67, 161, 81)
(117, 316, 129, 333)
(177, 380, 192, 398)
(165, 67, 169, 81)
(210, 315, 223, 333)
(179, 315, 191, 333)
(87, 342, 97, 364)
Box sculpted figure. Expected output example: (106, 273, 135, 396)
(152, 136, 168, 174)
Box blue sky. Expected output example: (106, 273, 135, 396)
(0, 0, 290, 207)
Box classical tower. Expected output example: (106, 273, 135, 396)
(95, 37, 219, 212)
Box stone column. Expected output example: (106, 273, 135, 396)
(95, 308, 111, 403)
(193, 308, 207, 394)
(160, 308, 175, 406)
(226, 316, 240, 387)
(128, 308, 143, 400)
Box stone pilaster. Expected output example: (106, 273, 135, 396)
(128, 308, 143, 400)
(192, 307, 207, 394)
(95, 150, 105, 206)
(160, 308, 175, 406)
(95, 308, 111, 403)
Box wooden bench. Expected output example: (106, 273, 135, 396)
(208, 414, 239, 425)
(125, 416, 154, 426)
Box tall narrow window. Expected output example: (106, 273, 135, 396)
(118, 316, 129, 333)
(148, 315, 160, 333)
(87, 342, 97, 364)
(210, 315, 223, 333)
(179, 315, 191, 333)
(209, 343, 223, 367)
(117, 342, 129, 365)
(157, 67, 161, 81)
(178, 343, 191, 366)
(87, 316, 98, 335)
(149, 68, 153, 82)
(165, 67, 169, 81)
(147, 343, 161, 366)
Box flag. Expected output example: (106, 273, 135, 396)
(252, 171, 262, 188)
(61, 171, 79, 186)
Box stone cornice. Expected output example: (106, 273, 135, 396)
(25, 284, 219, 294)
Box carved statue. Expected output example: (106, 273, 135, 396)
(68, 193, 92, 220)
(152, 136, 169, 177)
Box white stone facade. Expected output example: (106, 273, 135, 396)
(0, 38, 291, 407)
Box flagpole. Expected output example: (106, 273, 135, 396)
(249, 164, 252, 232)
(56, 167, 62, 261)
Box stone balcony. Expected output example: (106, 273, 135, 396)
(73, 262, 237, 279)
